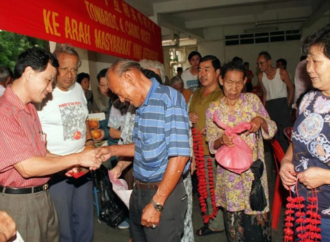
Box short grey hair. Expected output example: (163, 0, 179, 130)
(53, 44, 81, 67)
(139, 59, 165, 83)
(170, 76, 183, 87)
(109, 59, 141, 78)
(0, 66, 10, 83)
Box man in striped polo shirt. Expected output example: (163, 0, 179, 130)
(97, 59, 191, 242)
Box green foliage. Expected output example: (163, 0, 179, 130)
(0, 31, 49, 71)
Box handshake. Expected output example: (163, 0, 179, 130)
(65, 145, 113, 178)
(65, 119, 113, 178)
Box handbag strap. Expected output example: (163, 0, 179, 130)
(255, 130, 261, 161)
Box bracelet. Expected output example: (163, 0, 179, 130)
(85, 138, 94, 144)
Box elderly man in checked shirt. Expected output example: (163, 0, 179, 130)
(97, 59, 191, 242)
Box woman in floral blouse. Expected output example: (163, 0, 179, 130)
(205, 61, 277, 241)
(280, 24, 330, 241)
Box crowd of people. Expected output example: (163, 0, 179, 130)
(0, 22, 329, 242)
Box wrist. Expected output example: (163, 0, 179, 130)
(151, 198, 163, 211)
(322, 169, 330, 185)
(152, 193, 165, 206)
(281, 158, 292, 166)
(85, 138, 94, 145)
(215, 136, 223, 148)
(117, 162, 124, 172)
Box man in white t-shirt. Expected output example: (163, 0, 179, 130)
(181, 51, 202, 92)
(0, 67, 12, 97)
(37, 44, 94, 242)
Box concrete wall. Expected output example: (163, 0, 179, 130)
(198, 39, 301, 86)
(196, 18, 330, 86)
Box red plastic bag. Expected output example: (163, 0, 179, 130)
(213, 114, 253, 174)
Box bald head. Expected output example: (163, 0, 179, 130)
(109, 59, 141, 79)
(107, 59, 151, 107)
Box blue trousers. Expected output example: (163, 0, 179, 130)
(321, 218, 330, 241)
(49, 173, 93, 242)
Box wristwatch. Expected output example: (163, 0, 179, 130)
(151, 199, 163, 211)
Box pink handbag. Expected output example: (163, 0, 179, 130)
(213, 113, 253, 174)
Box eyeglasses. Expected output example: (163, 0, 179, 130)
(256, 61, 267, 67)
(58, 67, 78, 75)
(225, 80, 244, 86)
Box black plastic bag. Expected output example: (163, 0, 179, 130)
(249, 159, 267, 211)
(95, 165, 128, 228)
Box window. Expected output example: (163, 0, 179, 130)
(240, 34, 254, 44)
(225, 29, 301, 46)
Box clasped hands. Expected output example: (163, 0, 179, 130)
(216, 116, 264, 147)
(280, 163, 329, 190)
(65, 146, 106, 176)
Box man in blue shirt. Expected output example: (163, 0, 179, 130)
(97, 59, 190, 242)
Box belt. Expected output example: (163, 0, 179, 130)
(134, 176, 183, 190)
(0, 184, 49, 194)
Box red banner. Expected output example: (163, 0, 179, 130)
(0, 0, 163, 62)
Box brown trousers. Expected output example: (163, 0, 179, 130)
(0, 190, 59, 242)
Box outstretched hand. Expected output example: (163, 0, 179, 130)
(77, 148, 104, 170)
(96, 146, 112, 162)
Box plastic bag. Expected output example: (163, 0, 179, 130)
(95, 165, 128, 228)
(249, 159, 267, 211)
(213, 113, 253, 174)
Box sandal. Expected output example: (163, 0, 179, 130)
(196, 225, 224, 236)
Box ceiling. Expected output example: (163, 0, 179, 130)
(125, 0, 329, 43)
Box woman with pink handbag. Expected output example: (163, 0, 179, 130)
(205, 61, 277, 241)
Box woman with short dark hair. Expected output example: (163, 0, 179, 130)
(280, 23, 330, 241)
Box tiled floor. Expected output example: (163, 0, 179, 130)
(93, 149, 286, 242)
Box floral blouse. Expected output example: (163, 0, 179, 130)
(292, 90, 330, 218)
(205, 93, 277, 214)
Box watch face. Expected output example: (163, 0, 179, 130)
(151, 199, 163, 211)
(155, 204, 163, 211)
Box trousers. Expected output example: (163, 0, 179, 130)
(49, 173, 93, 242)
(0, 190, 59, 242)
(130, 181, 187, 242)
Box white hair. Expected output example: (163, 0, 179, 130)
(139, 59, 165, 83)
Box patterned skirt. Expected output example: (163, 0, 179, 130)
(223, 210, 271, 242)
